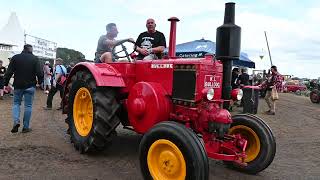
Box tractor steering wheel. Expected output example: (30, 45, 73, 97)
(111, 39, 136, 62)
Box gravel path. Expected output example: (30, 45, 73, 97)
(0, 91, 319, 180)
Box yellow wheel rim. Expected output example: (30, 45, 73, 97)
(229, 125, 261, 162)
(73, 87, 93, 137)
(147, 139, 186, 180)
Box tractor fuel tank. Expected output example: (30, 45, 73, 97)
(127, 82, 172, 133)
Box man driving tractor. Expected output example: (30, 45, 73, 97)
(94, 23, 134, 63)
(95, 18, 166, 63)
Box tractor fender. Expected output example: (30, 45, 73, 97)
(67, 62, 125, 87)
(127, 82, 172, 134)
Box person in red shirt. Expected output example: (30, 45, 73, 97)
(261, 65, 282, 115)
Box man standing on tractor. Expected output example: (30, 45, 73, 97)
(94, 23, 134, 63)
(135, 18, 166, 60)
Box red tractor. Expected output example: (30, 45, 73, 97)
(62, 2, 276, 179)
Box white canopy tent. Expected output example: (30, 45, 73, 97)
(0, 12, 24, 66)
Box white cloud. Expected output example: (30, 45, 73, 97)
(0, 1, 319, 79)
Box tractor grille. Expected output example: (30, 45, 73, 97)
(172, 65, 196, 102)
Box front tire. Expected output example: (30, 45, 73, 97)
(310, 89, 320, 103)
(67, 71, 120, 153)
(139, 121, 209, 180)
(226, 114, 276, 174)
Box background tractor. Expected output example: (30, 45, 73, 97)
(62, 2, 276, 179)
(310, 79, 320, 103)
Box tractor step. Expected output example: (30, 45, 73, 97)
(123, 126, 135, 131)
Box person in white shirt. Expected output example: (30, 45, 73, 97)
(43, 58, 67, 110)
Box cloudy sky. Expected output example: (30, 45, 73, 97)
(0, 0, 319, 79)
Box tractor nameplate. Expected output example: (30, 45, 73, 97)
(151, 64, 173, 69)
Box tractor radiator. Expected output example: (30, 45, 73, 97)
(172, 65, 196, 102)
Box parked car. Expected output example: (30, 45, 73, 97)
(283, 82, 307, 93)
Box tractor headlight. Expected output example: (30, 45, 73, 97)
(207, 88, 215, 100)
(237, 89, 243, 100)
(231, 88, 243, 101)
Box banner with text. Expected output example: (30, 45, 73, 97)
(25, 34, 57, 59)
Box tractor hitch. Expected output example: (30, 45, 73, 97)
(203, 133, 248, 167)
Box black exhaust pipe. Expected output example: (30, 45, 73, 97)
(216, 2, 241, 109)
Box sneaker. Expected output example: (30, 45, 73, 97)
(66, 128, 70, 135)
(266, 111, 275, 115)
(0, 96, 3, 100)
(22, 128, 32, 133)
(11, 124, 20, 133)
(56, 107, 62, 110)
(43, 106, 52, 110)
(265, 110, 271, 113)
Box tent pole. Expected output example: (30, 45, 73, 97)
(264, 31, 273, 66)
(24, 31, 26, 45)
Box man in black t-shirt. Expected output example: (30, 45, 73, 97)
(0, 60, 6, 99)
(239, 68, 250, 86)
(66, 62, 75, 75)
(135, 18, 166, 60)
(231, 68, 240, 89)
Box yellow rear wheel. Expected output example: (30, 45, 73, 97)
(73, 87, 93, 137)
(67, 70, 120, 153)
(147, 139, 186, 180)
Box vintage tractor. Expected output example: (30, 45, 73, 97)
(62, 2, 276, 179)
(310, 79, 320, 103)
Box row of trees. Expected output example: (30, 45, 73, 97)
(39, 47, 87, 66)
(56, 47, 86, 65)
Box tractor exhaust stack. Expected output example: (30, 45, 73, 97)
(168, 17, 180, 58)
(216, 2, 241, 109)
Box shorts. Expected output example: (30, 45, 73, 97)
(95, 52, 115, 63)
(44, 77, 52, 86)
(143, 54, 158, 60)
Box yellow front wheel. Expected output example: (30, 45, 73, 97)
(139, 121, 209, 180)
(227, 114, 276, 174)
(229, 125, 261, 163)
(147, 139, 186, 180)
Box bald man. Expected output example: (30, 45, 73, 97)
(135, 18, 166, 60)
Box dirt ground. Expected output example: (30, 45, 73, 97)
(0, 90, 320, 180)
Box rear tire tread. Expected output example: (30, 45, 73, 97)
(67, 70, 120, 153)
